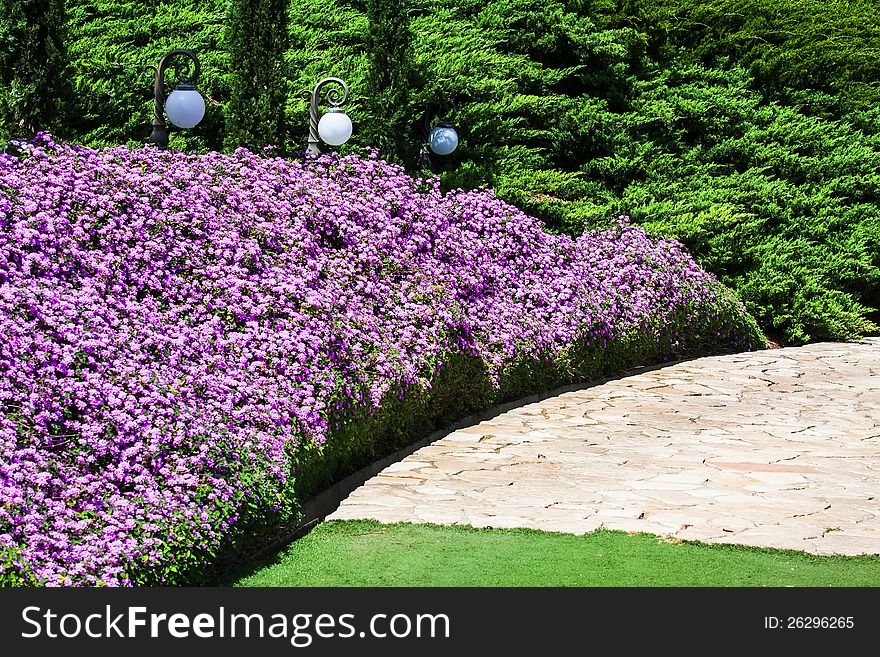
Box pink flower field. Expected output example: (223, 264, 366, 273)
(0, 135, 763, 585)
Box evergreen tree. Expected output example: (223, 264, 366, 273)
(0, 0, 70, 142)
(363, 0, 417, 164)
(224, 0, 289, 152)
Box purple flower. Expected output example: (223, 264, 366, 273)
(0, 134, 762, 585)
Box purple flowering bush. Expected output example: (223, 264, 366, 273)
(0, 135, 763, 586)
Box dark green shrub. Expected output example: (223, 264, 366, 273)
(0, 0, 71, 141)
(361, 0, 418, 164)
(224, 0, 289, 151)
(585, 0, 880, 112)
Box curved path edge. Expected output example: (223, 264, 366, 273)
(328, 340, 880, 556)
(240, 354, 716, 567)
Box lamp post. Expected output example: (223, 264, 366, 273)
(301, 77, 352, 154)
(418, 99, 459, 168)
(145, 49, 206, 148)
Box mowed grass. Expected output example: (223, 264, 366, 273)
(231, 520, 880, 587)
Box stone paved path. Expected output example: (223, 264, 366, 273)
(329, 340, 880, 555)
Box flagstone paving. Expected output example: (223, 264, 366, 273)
(328, 339, 880, 555)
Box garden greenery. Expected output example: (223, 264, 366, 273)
(361, 0, 418, 165)
(584, 0, 880, 112)
(223, 0, 290, 152)
(0, 0, 70, 141)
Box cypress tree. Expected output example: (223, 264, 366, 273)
(0, 0, 70, 142)
(363, 0, 417, 164)
(224, 0, 289, 152)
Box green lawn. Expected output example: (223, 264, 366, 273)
(231, 520, 880, 587)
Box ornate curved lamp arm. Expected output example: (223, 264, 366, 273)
(438, 99, 457, 127)
(423, 98, 457, 136)
(148, 49, 201, 148)
(301, 77, 349, 154)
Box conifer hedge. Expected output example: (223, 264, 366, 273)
(0, 0, 71, 142)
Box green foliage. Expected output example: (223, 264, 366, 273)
(281, 0, 367, 154)
(361, 0, 418, 164)
(0, 545, 37, 586)
(224, 0, 289, 151)
(586, 0, 880, 112)
(0, 0, 71, 141)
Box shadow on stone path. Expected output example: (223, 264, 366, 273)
(329, 339, 880, 555)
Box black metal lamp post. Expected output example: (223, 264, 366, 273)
(418, 99, 459, 168)
(300, 77, 352, 154)
(145, 49, 206, 148)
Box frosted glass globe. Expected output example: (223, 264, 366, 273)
(165, 87, 205, 129)
(318, 110, 353, 146)
(429, 126, 459, 155)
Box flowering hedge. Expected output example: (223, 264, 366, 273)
(0, 135, 763, 585)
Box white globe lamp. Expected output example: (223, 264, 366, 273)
(317, 108, 353, 146)
(165, 85, 206, 129)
